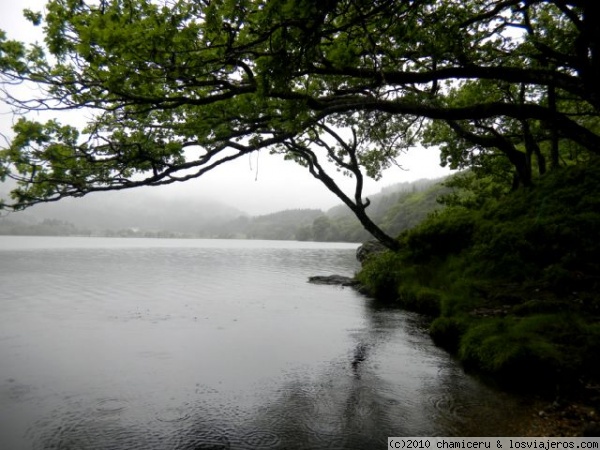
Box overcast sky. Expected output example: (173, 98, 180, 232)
(0, 0, 452, 215)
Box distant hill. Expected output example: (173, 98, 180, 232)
(198, 209, 324, 240)
(201, 176, 452, 242)
(0, 187, 244, 236)
(315, 176, 451, 242)
(326, 177, 445, 219)
(0, 176, 452, 241)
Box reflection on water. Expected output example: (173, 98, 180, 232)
(0, 236, 533, 449)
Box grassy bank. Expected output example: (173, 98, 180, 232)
(356, 161, 600, 395)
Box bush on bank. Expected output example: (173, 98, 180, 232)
(356, 160, 600, 391)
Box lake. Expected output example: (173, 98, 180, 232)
(0, 236, 534, 448)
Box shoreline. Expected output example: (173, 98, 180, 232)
(324, 271, 600, 437)
(523, 397, 599, 437)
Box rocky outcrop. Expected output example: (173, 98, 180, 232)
(356, 240, 387, 264)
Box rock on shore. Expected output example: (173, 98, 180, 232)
(356, 240, 387, 264)
(307, 275, 359, 287)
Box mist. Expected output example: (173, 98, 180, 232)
(0, 0, 452, 223)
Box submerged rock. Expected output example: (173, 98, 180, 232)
(308, 275, 359, 287)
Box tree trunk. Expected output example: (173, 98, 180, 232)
(347, 203, 401, 252)
(286, 143, 401, 252)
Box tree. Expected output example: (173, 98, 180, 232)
(311, 215, 335, 241)
(1, 0, 599, 250)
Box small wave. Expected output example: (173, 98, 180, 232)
(241, 429, 281, 448)
(95, 397, 129, 414)
(155, 407, 191, 423)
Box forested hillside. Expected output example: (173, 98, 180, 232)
(298, 177, 449, 242)
(198, 208, 324, 240)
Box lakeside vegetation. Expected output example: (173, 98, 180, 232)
(357, 160, 600, 395)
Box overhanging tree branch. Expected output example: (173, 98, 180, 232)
(2, 0, 599, 251)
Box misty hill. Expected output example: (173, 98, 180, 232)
(198, 209, 324, 240)
(0, 176, 451, 241)
(194, 177, 451, 242)
(311, 176, 451, 242)
(327, 177, 444, 219)
(0, 186, 244, 236)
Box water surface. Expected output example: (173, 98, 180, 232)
(0, 236, 533, 448)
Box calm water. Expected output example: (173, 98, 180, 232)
(0, 236, 533, 449)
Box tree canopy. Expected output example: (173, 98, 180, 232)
(1, 0, 598, 249)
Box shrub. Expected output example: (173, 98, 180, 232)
(356, 250, 404, 300)
(404, 207, 476, 261)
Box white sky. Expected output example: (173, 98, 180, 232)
(0, 0, 452, 215)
